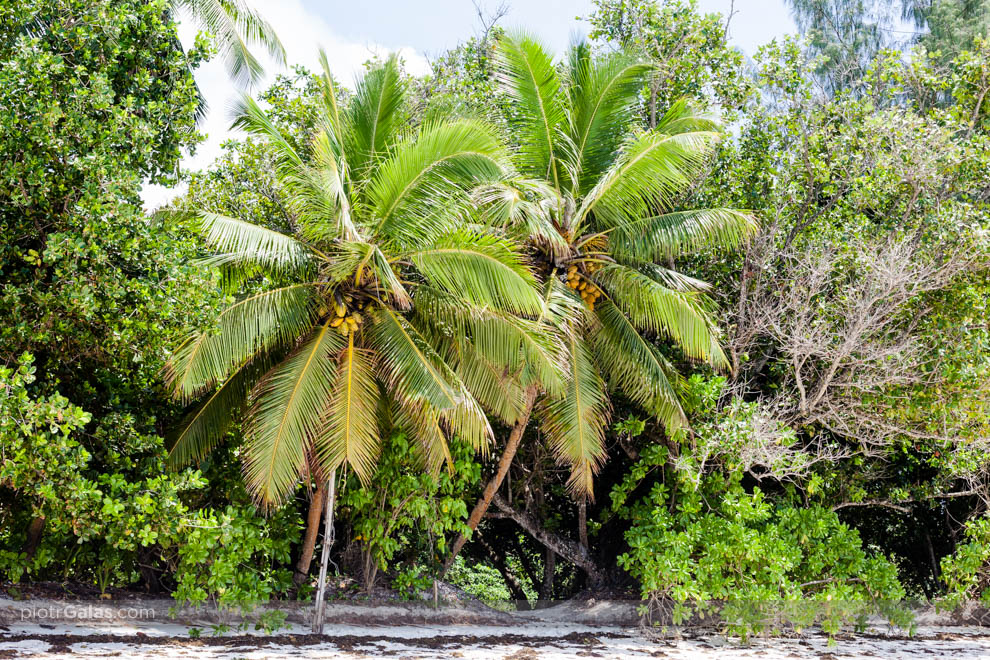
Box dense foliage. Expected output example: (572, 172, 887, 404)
(2, 0, 989, 639)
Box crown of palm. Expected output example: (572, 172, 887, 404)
(166, 53, 555, 507)
(486, 34, 759, 495)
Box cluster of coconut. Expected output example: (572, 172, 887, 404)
(565, 262, 603, 310)
(329, 294, 364, 334)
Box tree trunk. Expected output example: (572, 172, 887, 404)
(293, 479, 328, 586)
(491, 493, 603, 586)
(441, 385, 539, 576)
(312, 471, 337, 634)
(577, 496, 588, 551)
(540, 548, 555, 604)
(23, 516, 45, 560)
(478, 536, 531, 609)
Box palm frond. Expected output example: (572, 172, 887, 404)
(370, 246, 411, 309)
(315, 336, 381, 483)
(344, 54, 406, 183)
(576, 129, 718, 233)
(166, 284, 318, 401)
(440, 392, 493, 453)
(593, 264, 727, 367)
(316, 48, 345, 147)
(391, 398, 452, 475)
(179, 0, 285, 87)
(654, 98, 721, 136)
(231, 93, 305, 176)
(565, 43, 653, 195)
(284, 129, 360, 243)
(448, 336, 528, 426)
(472, 179, 570, 260)
(537, 333, 610, 496)
(406, 228, 544, 316)
(367, 307, 461, 411)
(191, 211, 315, 275)
(369, 119, 505, 248)
(609, 208, 758, 262)
(590, 300, 686, 431)
(166, 354, 272, 469)
(412, 285, 566, 397)
(241, 322, 344, 507)
(495, 33, 566, 187)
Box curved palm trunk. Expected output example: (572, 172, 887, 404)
(293, 479, 328, 586)
(441, 385, 538, 576)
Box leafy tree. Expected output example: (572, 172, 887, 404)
(446, 33, 757, 571)
(165, 52, 546, 584)
(906, 0, 990, 60)
(786, 0, 990, 92)
(586, 0, 753, 119)
(694, 34, 990, 597)
(0, 0, 227, 587)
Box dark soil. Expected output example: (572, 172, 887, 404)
(0, 631, 614, 651)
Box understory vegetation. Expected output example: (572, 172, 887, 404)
(1, 0, 989, 639)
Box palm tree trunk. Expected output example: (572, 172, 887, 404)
(293, 479, 328, 586)
(312, 470, 337, 634)
(577, 496, 588, 550)
(441, 385, 538, 576)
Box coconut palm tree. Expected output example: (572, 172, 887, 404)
(164, 52, 555, 594)
(445, 35, 758, 568)
(177, 0, 285, 87)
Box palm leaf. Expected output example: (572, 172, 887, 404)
(448, 336, 528, 426)
(495, 32, 566, 187)
(406, 228, 544, 315)
(367, 307, 461, 411)
(593, 263, 727, 367)
(369, 119, 505, 248)
(285, 129, 360, 243)
(344, 54, 406, 183)
(391, 398, 452, 475)
(166, 354, 272, 469)
(166, 283, 318, 401)
(179, 0, 285, 87)
(609, 208, 758, 262)
(315, 336, 381, 483)
(192, 211, 316, 275)
(654, 98, 721, 136)
(240, 321, 344, 506)
(566, 43, 653, 195)
(231, 93, 307, 179)
(440, 391, 493, 453)
(537, 333, 610, 496)
(412, 285, 566, 397)
(590, 300, 686, 431)
(472, 179, 570, 260)
(577, 129, 718, 233)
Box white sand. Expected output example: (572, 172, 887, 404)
(4, 620, 990, 658)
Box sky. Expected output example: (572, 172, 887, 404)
(142, 0, 797, 209)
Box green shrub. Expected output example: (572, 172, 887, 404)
(940, 516, 990, 609)
(339, 433, 480, 593)
(445, 556, 514, 606)
(612, 376, 913, 638)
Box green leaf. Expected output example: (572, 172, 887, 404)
(241, 321, 344, 506)
(315, 336, 381, 483)
(406, 228, 543, 315)
(537, 333, 610, 496)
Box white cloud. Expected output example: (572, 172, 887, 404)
(141, 0, 430, 210)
